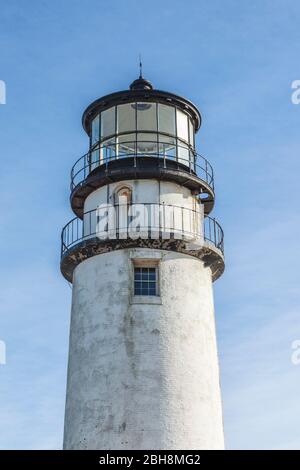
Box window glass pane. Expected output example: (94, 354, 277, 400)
(134, 267, 157, 296)
(134, 268, 141, 280)
(91, 114, 100, 145)
(137, 133, 157, 155)
(158, 104, 176, 135)
(137, 103, 157, 131)
(176, 109, 189, 142)
(101, 107, 115, 139)
(117, 103, 136, 134)
(189, 119, 194, 147)
(149, 270, 156, 280)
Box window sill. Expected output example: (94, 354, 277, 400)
(131, 295, 162, 305)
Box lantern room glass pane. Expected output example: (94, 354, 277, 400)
(89, 148, 100, 172)
(189, 150, 195, 171)
(137, 133, 157, 155)
(117, 103, 136, 134)
(177, 141, 189, 165)
(137, 103, 157, 131)
(101, 137, 116, 160)
(158, 135, 176, 160)
(91, 114, 100, 145)
(101, 107, 115, 139)
(158, 104, 176, 135)
(189, 119, 194, 147)
(117, 133, 136, 157)
(176, 109, 189, 142)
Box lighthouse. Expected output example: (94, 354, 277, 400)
(60, 74, 225, 450)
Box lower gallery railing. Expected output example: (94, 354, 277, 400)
(61, 203, 224, 258)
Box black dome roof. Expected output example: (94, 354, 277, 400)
(82, 76, 202, 134)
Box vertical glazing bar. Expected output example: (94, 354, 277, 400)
(134, 103, 137, 168)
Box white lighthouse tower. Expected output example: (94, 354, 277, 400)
(61, 74, 225, 450)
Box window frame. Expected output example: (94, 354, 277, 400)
(134, 266, 159, 297)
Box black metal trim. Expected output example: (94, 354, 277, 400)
(60, 237, 224, 284)
(82, 89, 201, 136)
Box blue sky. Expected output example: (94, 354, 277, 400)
(0, 0, 299, 449)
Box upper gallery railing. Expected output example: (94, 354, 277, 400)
(70, 139, 214, 192)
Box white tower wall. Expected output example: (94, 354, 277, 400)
(84, 179, 198, 212)
(63, 248, 224, 450)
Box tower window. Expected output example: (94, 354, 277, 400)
(115, 186, 132, 205)
(134, 267, 158, 296)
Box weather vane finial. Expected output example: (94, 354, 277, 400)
(139, 53, 143, 78)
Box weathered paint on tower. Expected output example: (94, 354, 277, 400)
(60, 76, 225, 450)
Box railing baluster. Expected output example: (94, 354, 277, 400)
(213, 218, 216, 247)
